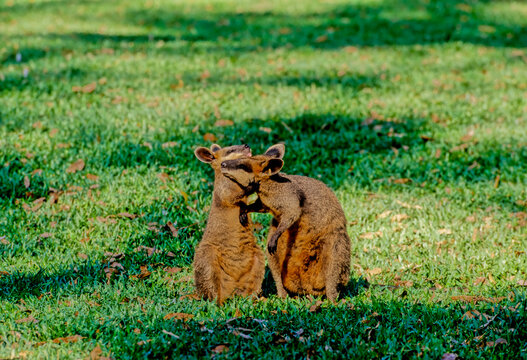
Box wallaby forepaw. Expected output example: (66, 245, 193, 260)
(267, 241, 277, 254)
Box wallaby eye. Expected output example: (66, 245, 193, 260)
(237, 164, 251, 172)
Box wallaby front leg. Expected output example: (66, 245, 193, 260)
(267, 214, 300, 254)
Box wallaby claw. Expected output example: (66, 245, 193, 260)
(267, 239, 277, 254)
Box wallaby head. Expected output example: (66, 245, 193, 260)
(220, 144, 285, 188)
(194, 143, 252, 171)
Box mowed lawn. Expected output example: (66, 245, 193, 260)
(1, 0, 527, 358)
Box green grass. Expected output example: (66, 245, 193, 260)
(1, 0, 527, 358)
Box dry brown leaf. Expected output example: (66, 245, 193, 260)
(90, 345, 103, 360)
(52, 335, 84, 344)
(259, 127, 272, 133)
(118, 212, 136, 219)
(451, 295, 505, 303)
(359, 231, 382, 239)
(73, 82, 96, 93)
(391, 214, 409, 222)
(315, 35, 328, 43)
(164, 267, 182, 274)
(78, 253, 88, 260)
(157, 172, 170, 183)
(24, 175, 30, 188)
(438, 228, 452, 235)
(166, 222, 178, 237)
(0, 236, 9, 245)
(67, 159, 85, 173)
(162, 141, 178, 149)
(517, 280, 527, 286)
(40, 232, 53, 238)
(393, 178, 411, 184)
(211, 344, 229, 355)
(377, 210, 392, 219)
(441, 354, 458, 360)
(486, 338, 507, 347)
(214, 119, 233, 127)
(309, 300, 323, 313)
(136, 266, 151, 279)
(462, 310, 482, 321)
(86, 173, 99, 181)
(368, 268, 382, 276)
(179, 293, 201, 301)
(15, 316, 38, 324)
(203, 133, 217, 142)
(163, 312, 194, 321)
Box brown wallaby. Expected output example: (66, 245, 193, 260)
(193, 143, 265, 305)
(220, 144, 351, 302)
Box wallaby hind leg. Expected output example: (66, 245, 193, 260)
(325, 230, 351, 303)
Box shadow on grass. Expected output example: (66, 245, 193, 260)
(67, 294, 527, 358)
(123, 0, 527, 49)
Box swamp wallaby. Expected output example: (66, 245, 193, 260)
(220, 144, 351, 302)
(193, 143, 265, 305)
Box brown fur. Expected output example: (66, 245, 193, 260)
(193, 144, 265, 305)
(220, 144, 351, 302)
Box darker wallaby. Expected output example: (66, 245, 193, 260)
(220, 144, 351, 302)
(193, 143, 265, 305)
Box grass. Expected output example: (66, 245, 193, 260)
(1, 0, 527, 358)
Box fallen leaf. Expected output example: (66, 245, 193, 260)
(166, 222, 178, 237)
(90, 345, 103, 360)
(462, 310, 482, 321)
(162, 141, 178, 149)
(118, 212, 136, 219)
(66, 159, 85, 173)
(391, 214, 409, 222)
(15, 316, 38, 324)
(438, 228, 452, 235)
(136, 265, 151, 279)
(393, 178, 411, 184)
(157, 172, 170, 183)
(309, 300, 323, 313)
(486, 338, 507, 347)
(0, 236, 9, 245)
(315, 35, 328, 43)
(211, 344, 229, 355)
(517, 280, 527, 286)
(78, 253, 88, 260)
(73, 82, 96, 93)
(259, 127, 272, 133)
(162, 329, 180, 339)
(40, 232, 53, 238)
(164, 267, 182, 274)
(86, 174, 99, 181)
(441, 353, 458, 360)
(214, 119, 233, 127)
(52, 335, 84, 344)
(377, 211, 392, 219)
(452, 295, 504, 303)
(179, 293, 201, 301)
(368, 268, 382, 276)
(163, 312, 194, 321)
(360, 231, 382, 239)
(24, 176, 30, 188)
(203, 133, 217, 142)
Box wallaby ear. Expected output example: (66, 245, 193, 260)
(264, 144, 285, 159)
(262, 158, 283, 176)
(195, 147, 215, 163)
(210, 144, 221, 153)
